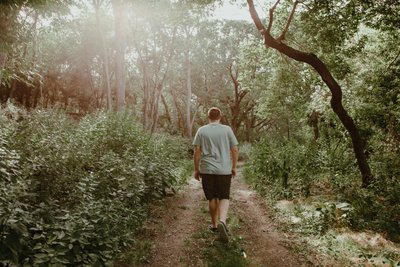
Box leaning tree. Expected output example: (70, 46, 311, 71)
(246, 0, 373, 187)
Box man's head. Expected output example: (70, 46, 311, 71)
(208, 107, 222, 122)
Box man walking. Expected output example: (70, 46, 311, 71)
(193, 107, 239, 243)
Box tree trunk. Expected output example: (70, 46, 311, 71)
(150, 86, 162, 134)
(171, 89, 184, 136)
(142, 61, 150, 130)
(161, 93, 172, 125)
(186, 49, 192, 139)
(112, 0, 127, 111)
(247, 0, 373, 186)
(94, 0, 112, 110)
(228, 63, 249, 136)
(0, 52, 6, 85)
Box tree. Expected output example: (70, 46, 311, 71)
(225, 63, 254, 137)
(246, 0, 373, 187)
(129, 1, 177, 133)
(184, 25, 193, 139)
(112, 0, 128, 111)
(0, 53, 6, 85)
(93, 0, 112, 110)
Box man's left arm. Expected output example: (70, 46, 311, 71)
(231, 145, 238, 177)
(228, 127, 239, 177)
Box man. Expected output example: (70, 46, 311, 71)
(193, 107, 239, 243)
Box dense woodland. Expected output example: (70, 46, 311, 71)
(0, 0, 399, 266)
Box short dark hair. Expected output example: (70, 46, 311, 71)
(208, 107, 222, 120)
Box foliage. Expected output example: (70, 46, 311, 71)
(238, 142, 252, 161)
(244, 137, 321, 200)
(0, 106, 191, 266)
(245, 113, 400, 241)
(242, 0, 399, 244)
(273, 199, 400, 267)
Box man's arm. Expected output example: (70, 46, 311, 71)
(231, 145, 239, 177)
(193, 145, 202, 180)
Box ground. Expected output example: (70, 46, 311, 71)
(133, 167, 322, 267)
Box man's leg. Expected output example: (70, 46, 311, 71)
(217, 198, 230, 243)
(217, 175, 231, 224)
(218, 199, 229, 224)
(216, 175, 231, 243)
(209, 198, 219, 228)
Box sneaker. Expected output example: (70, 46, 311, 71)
(208, 225, 218, 233)
(217, 221, 229, 243)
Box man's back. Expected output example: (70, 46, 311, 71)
(193, 122, 237, 175)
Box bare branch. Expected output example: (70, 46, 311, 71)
(253, 117, 274, 128)
(277, 0, 300, 42)
(267, 0, 281, 34)
(387, 48, 400, 70)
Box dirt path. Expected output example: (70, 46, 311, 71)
(137, 178, 204, 266)
(138, 167, 314, 267)
(231, 170, 311, 267)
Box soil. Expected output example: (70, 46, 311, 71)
(137, 167, 318, 267)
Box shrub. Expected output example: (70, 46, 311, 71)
(0, 107, 191, 266)
(244, 138, 320, 199)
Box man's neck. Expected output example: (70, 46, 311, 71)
(209, 120, 220, 124)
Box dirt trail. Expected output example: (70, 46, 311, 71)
(231, 169, 310, 266)
(138, 178, 204, 266)
(139, 168, 313, 267)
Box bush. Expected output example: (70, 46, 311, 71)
(346, 184, 400, 242)
(244, 138, 320, 199)
(0, 107, 191, 266)
(238, 142, 252, 161)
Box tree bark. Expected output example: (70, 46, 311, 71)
(186, 49, 192, 139)
(150, 85, 162, 134)
(247, 0, 373, 186)
(171, 89, 184, 136)
(94, 0, 112, 110)
(161, 93, 172, 124)
(0, 52, 6, 85)
(228, 63, 250, 136)
(112, 0, 127, 111)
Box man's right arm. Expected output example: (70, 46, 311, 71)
(193, 145, 202, 180)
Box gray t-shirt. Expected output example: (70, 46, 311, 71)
(193, 122, 238, 175)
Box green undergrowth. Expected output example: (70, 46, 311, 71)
(243, 137, 400, 266)
(189, 206, 250, 267)
(244, 134, 400, 242)
(115, 239, 152, 266)
(273, 198, 400, 267)
(0, 104, 191, 266)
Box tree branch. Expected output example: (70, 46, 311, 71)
(253, 117, 274, 128)
(228, 63, 240, 102)
(277, 0, 299, 42)
(247, 0, 267, 33)
(267, 0, 281, 34)
(387, 48, 400, 70)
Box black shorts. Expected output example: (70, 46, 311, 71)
(201, 174, 232, 200)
